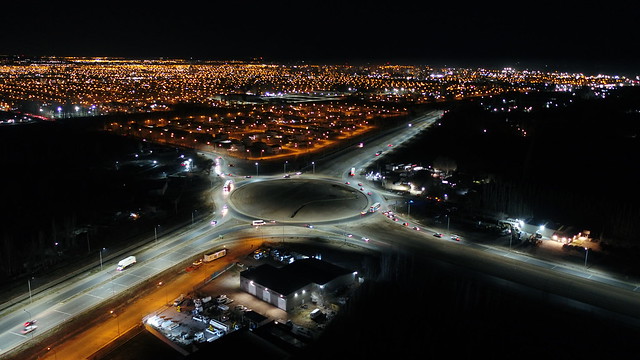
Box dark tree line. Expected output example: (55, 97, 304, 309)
(0, 121, 212, 287)
(459, 88, 640, 246)
(376, 87, 640, 248)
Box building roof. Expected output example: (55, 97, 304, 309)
(283, 257, 353, 285)
(240, 258, 353, 296)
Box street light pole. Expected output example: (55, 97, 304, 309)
(110, 310, 120, 336)
(28, 278, 32, 304)
(284, 160, 288, 174)
(584, 247, 589, 268)
(47, 346, 57, 360)
(408, 200, 413, 216)
(312, 161, 315, 174)
(24, 308, 32, 322)
(255, 162, 259, 176)
(100, 248, 104, 271)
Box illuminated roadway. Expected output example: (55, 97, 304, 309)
(3, 108, 640, 358)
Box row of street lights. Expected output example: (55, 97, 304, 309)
(250, 160, 317, 177)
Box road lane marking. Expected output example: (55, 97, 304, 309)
(84, 293, 104, 299)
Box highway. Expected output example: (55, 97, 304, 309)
(4, 107, 640, 358)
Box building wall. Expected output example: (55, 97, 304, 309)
(240, 270, 357, 312)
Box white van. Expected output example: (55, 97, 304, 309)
(310, 308, 323, 320)
(252, 220, 266, 226)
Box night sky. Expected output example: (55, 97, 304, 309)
(1, 1, 639, 76)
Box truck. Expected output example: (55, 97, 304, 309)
(203, 248, 227, 262)
(116, 256, 136, 271)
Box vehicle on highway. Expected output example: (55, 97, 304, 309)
(413, 226, 420, 231)
(433, 232, 443, 238)
(403, 222, 409, 226)
(451, 234, 461, 241)
(24, 320, 37, 327)
(345, 181, 350, 185)
(305, 224, 314, 229)
(210, 220, 218, 226)
(116, 256, 136, 271)
(21, 324, 37, 334)
(252, 220, 266, 226)
(223, 180, 233, 192)
(346, 234, 353, 238)
(362, 237, 370, 242)
(283, 174, 291, 178)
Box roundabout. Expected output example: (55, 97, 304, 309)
(228, 178, 370, 223)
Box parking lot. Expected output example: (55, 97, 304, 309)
(141, 242, 354, 353)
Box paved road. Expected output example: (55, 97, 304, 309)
(6, 108, 640, 358)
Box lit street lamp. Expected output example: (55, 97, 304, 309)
(255, 162, 259, 176)
(158, 281, 167, 305)
(585, 247, 589, 268)
(284, 160, 288, 174)
(99, 248, 106, 271)
(47, 346, 57, 360)
(154, 225, 159, 244)
(110, 310, 120, 336)
(312, 161, 315, 174)
(407, 200, 413, 216)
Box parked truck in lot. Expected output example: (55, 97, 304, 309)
(116, 256, 136, 271)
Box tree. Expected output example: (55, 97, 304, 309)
(433, 155, 457, 175)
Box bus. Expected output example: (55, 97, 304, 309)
(349, 167, 355, 176)
(203, 248, 227, 262)
(369, 202, 381, 213)
(252, 219, 266, 226)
